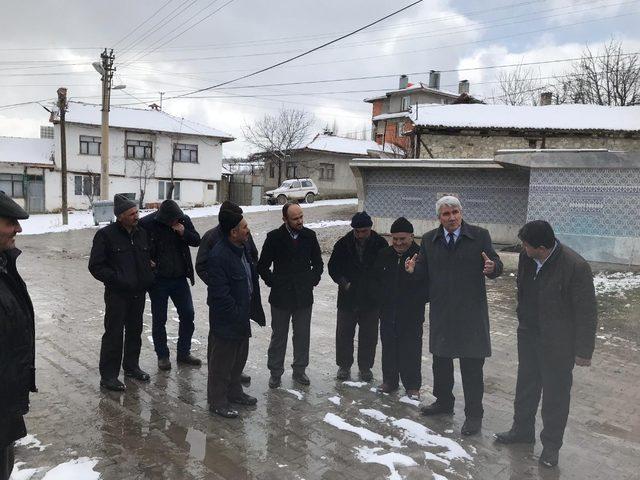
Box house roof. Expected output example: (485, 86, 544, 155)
(372, 112, 411, 122)
(412, 103, 640, 132)
(0, 136, 55, 166)
(303, 133, 397, 155)
(53, 102, 235, 142)
(364, 82, 460, 103)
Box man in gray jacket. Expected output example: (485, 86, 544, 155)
(495, 220, 597, 468)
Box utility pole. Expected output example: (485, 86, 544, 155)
(159, 91, 165, 110)
(96, 49, 115, 200)
(57, 88, 69, 225)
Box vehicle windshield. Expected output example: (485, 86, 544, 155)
(280, 180, 297, 188)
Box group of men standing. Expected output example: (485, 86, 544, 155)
(0, 188, 598, 479)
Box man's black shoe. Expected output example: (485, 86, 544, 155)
(420, 401, 454, 416)
(292, 372, 310, 386)
(268, 375, 281, 389)
(229, 393, 258, 406)
(539, 448, 559, 468)
(494, 429, 535, 444)
(100, 378, 126, 391)
(177, 354, 202, 366)
(124, 368, 150, 382)
(211, 406, 239, 419)
(359, 369, 373, 382)
(336, 367, 350, 380)
(240, 373, 251, 384)
(158, 357, 171, 371)
(461, 417, 482, 436)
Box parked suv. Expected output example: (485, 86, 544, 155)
(265, 178, 319, 205)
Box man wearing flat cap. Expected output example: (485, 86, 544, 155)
(89, 194, 155, 391)
(0, 192, 35, 480)
(207, 209, 265, 418)
(328, 211, 388, 382)
(139, 199, 201, 371)
(372, 217, 427, 399)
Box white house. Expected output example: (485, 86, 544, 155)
(47, 101, 234, 211)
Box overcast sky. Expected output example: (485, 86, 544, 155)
(0, 0, 638, 156)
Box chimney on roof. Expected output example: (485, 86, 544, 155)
(428, 70, 441, 90)
(458, 80, 469, 94)
(399, 74, 409, 89)
(539, 92, 553, 106)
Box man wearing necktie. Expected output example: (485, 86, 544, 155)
(406, 195, 503, 436)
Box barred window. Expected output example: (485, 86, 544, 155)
(73, 174, 100, 196)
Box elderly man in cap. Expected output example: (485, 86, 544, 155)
(139, 199, 201, 371)
(196, 200, 258, 386)
(495, 220, 597, 468)
(372, 217, 427, 399)
(328, 211, 388, 382)
(406, 195, 503, 435)
(89, 194, 155, 391)
(0, 192, 36, 480)
(207, 209, 265, 418)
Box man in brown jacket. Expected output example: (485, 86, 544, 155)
(495, 220, 597, 468)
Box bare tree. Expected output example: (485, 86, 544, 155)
(83, 170, 100, 207)
(497, 63, 543, 105)
(556, 39, 640, 106)
(243, 108, 315, 185)
(131, 157, 156, 208)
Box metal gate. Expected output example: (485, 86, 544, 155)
(27, 180, 45, 213)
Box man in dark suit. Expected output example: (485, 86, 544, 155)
(257, 202, 324, 388)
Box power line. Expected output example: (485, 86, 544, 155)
(111, 0, 176, 49)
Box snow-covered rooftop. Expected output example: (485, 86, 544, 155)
(364, 82, 459, 102)
(55, 102, 234, 141)
(304, 134, 394, 155)
(412, 104, 640, 132)
(372, 112, 411, 122)
(0, 137, 55, 165)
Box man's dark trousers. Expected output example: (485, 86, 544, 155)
(208, 336, 248, 408)
(336, 309, 378, 371)
(380, 320, 423, 390)
(149, 276, 195, 359)
(99, 290, 145, 379)
(513, 328, 574, 451)
(0, 444, 14, 480)
(268, 305, 312, 376)
(432, 355, 485, 418)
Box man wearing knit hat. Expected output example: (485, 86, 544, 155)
(139, 199, 201, 371)
(0, 192, 35, 480)
(328, 211, 388, 382)
(89, 194, 155, 391)
(371, 217, 427, 399)
(207, 209, 265, 418)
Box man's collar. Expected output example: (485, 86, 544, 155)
(433, 221, 473, 242)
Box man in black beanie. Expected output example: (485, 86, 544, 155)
(328, 211, 388, 382)
(89, 194, 155, 391)
(372, 217, 427, 399)
(196, 200, 258, 386)
(207, 210, 265, 418)
(139, 199, 201, 371)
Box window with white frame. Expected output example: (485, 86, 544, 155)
(173, 143, 198, 163)
(401, 95, 411, 111)
(396, 122, 406, 137)
(0, 174, 24, 198)
(79, 135, 101, 155)
(126, 139, 153, 160)
(73, 174, 100, 197)
(158, 180, 181, 200)
(286, 162, 297, 179)
(318, 163, 335, 181)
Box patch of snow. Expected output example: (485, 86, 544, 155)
(15, 434, 49, 452)
(359, 408, 389, 422)
(370, 387, 378, 393)
(342, 381, 368, 388)
(432, 473, 448, 480)
(283, 389, 304, 400)
(305, 220, 351, 229)
(424, 452, 451, 466)
(391, 419, 472, 461)
(323, 413, 403, 447)
(593, 272, 640, 296)
(278, 464, 288, 468)
(9, 462, 41, 480)
(399, 396, 420, 407)
(40, 457, 101, 480)
(328, 395, 341, 406)
(444, 429, 453, 434)
(355, 447, 417, 480)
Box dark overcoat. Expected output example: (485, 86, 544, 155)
(257, 224, 324, 310)
(327, 230, 388, 312)
(0, 248, 36, 447)
(417, 221, 503, 358)
(517, 242, 597, 361)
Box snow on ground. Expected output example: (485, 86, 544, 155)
(14, 434, 49, 452)
(359, 408, 389, 422)
(323, 413, 403, 447)
(425, 452, 451, 466)
(593, 272, 640, 296)
(432, 473, 449, 480)
(304, 220, 351, 229)
(355, 447, 417, 480)
(391, 419, 472, 461)
(19, 198, 357, 235)
(40, 457, 101, 480)
(398, 396, 420, 407)
(283, 389, 304, 400)
(328, 395, 341, 406)
(9, 463, 41, 480)
(342, 381, 369, 388)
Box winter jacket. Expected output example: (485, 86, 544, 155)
(88, 222, 155, 293)
(257, 224, 324, 310)
(207, 237, 265, 339)
(139, 211, 200, 285)
(516, 242, 598, 360)
(0, 248, 36, 447)
(417, 221, 503, 358)
(196, 225, 258, 285)
(328, 230, 388, 312)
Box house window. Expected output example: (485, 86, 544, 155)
(0, 174, 24, 198)
(207, 184, 214, 190)
(286, 162, 297, 179)
(401, 95, 411, 111)
(73, 174, 100, 197)
(173, 143, 198, 163)
(269, 163, 275, 178)
(126, 139, 153, 160)
(79, 135, 101, 155)
(319, 163, 335, 181)
(158, 180, 181, 200)
(396, 122, 405, 137)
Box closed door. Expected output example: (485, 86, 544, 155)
(27, 180, 45, 213)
